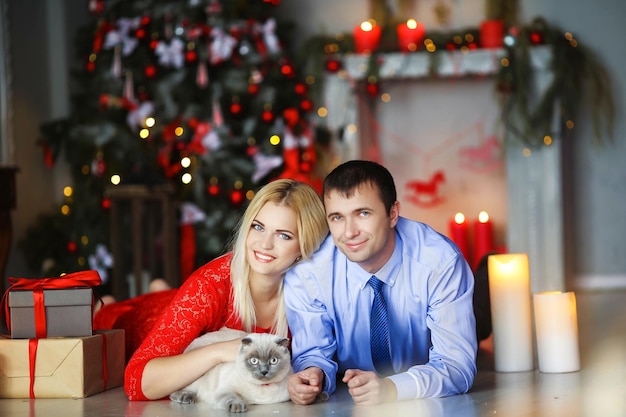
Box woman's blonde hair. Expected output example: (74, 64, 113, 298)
(229, 179, 328, 337)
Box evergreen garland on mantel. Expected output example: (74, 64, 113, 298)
(300, 17, 615, 148)
(497, 17, 615, 147)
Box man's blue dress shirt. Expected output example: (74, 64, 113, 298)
(284, 217, 478, 400)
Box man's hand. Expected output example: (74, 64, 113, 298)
(288, 367, 324, 405)
(342, 369, 397, 405)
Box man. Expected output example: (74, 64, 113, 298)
(284, 160, 477, 405)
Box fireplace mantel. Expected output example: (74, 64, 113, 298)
(324, 46, 565, 292)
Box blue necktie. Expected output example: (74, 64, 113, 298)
(368, 276, 393, 375)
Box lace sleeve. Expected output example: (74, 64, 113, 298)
(124, 253, 235, 400)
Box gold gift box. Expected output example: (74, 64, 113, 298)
(0, 329, 124, 398)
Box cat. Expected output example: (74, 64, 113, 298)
(169, 327, 293, 413)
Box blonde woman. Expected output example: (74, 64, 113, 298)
(95, 179, 328, 400)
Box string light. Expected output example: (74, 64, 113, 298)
(269, 135, 281, 146)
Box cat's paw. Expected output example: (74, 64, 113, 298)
(169, 389, 197, 404)
(217, 392, 248, 413)
(227, 400, 248, 413)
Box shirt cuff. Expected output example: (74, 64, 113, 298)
(387, 372, 420, 400)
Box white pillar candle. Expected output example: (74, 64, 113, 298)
(487, 253, 534, 372)
(533, 291, 580, 373)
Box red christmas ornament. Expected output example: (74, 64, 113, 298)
(282, 107, 299, 127)
(230, 189, 244, 205)
(230, 102, 242, 115)
(261, 109, 275, 123)
(67, 241, 77, 253)
(248, 83, 259, 95)
(135, 28, 146, 40)
(86, 61, 96, 72)
(294, 83, 307, 95)
(149, 39, 159, 50)
(186, 50, 197, 62)
(324, 58, 341, 73)
(530, 32, 543, 45)
(99, 94, 109, 108)
(366, 82, 380, 97)
(281, 64, 294, 78)
(145, 65, 157, 78)
(300, 99, 313, 112)
(208, 184, 220, 196)
(101, 197, 111, 210)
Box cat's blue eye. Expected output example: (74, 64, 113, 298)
(249, 357, 259, 365)
(269, 357, 279, 365)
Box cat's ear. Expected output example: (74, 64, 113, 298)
(277, 338, 290, 349)
(241, 337, 253, 346)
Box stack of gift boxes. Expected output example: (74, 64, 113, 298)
(0, 271, 125, 398)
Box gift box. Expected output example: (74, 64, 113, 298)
(2, 270, 102, 339)
(8, 288, 94, 339)
(0, 329, 125, 398)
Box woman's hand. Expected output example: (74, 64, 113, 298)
(208, 337, 243, 364)
(141, 336, 243, 400)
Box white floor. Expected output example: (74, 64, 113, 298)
(1, 290, 625, 417)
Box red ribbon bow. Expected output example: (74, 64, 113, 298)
(2, 270, 102, 337)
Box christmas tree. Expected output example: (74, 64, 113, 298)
(18, 0, 323, 289)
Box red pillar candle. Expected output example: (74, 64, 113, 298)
(473, 211, 494, 268)
(480, 19, 505, 49)
(396, 19, 426, 52)
(449, 212, 471, 263)
(354, 20, 382, 54)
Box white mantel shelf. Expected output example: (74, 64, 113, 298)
(340, 45, 551, 81)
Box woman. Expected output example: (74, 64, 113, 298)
(95, 179, 328, 400)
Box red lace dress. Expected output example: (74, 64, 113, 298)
(93, 253, 271, 400)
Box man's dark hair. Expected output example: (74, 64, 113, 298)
(322, 160, 397, 214)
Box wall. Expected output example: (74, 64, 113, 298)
(5, 0, 85, 276)
(519, 0, 626, 288)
